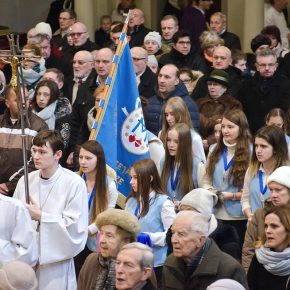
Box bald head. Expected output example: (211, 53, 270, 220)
(129, 8, 145, 28)
(70, 22, 89, 47)
(212, 46, 232, 69)
(95, 48, 114, 79)
(131, 47, 148, 75)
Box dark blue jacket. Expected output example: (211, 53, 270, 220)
(144, 81, 200, 136)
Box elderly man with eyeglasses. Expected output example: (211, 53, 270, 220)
(238, 47, 290, 133)
(65, 50, 98, 169)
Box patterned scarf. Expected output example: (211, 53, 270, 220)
(94, 255, 116, 290)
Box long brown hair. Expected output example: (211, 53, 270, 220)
(161, 123, 194, 197)
(159, 96, 193, 145)
(80, 140, 108, 223)
(248, 125, 289, 178)
(206, 109, 252, 188)
(128, 158, 164, 218)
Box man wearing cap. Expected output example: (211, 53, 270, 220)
(77, 209, 141, 290)
(196, 69, 242, 150)
(159, 30, 207, 73)
(0, 261, 38, 290)
(238, 47, 290, 133)
(130, 46, 157, 99)
(162, 211, 248, 290)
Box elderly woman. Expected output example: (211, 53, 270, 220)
(196, 69, 242, 151)
(199, 30, 224, 73)
(242, 166, 290, 272)
(247, 206, 290, 290)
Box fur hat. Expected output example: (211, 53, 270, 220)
(34, 22, 52, 39)
(96, 209, 141, 236)
(180, 188, 218, 219)
(267, 166, 290, 189)
(144, 31, 162, 48)
(206, 279, 246, 290)
(206, 69, 230, 88)
(148, 55, 158, 66)
(0, 261, 38, 290)
(250, 34, 271, 52)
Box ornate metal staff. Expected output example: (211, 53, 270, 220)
(0, 34, 36, 203)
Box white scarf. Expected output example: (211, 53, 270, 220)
(256, 244, 290, 276)
(34, 101, 57, 129)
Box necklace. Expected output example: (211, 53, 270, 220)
(36, 170, 62, 231)
(63, 0, 72, 9)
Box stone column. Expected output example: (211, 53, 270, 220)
(74, 0, 95, 39)
(243, 0, 264, 52)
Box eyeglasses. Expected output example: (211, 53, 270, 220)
(257, 63, 277, 68)
(181, 78, 192, 84)
(72, 60, 93, 65)
(69, 32, 87, 38)
(58, 17, 72, 21)
(132, 57, 146, 62)
(177, 41, 191, 46)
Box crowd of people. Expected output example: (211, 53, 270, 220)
(0, 0, 290, 289)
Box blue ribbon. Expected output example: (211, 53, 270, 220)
(223, 147, 234, 171)
(259, 170, 267, 195)
(170, 165, 180, 192)
(82, 174, 96, 210)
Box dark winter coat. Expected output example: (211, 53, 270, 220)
(162, 240, 248, 290)
(159, 48, 208, 74)
(238, 71, 290, 133)
(144, 81, 200, 136)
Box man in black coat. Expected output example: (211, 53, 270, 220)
(192, 46, 242, 101)
(65, 50, 97, 168)
(210, 12, 241, 51)
(238, 48, 290, 133)
(128, 8, 151, 48)
(130, 47, 157, 99)
(159, 30, 208, 74)
(64, 22, 99, 63)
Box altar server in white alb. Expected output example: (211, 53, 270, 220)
(0, 194, 38, 267)
(14, 130, 88, 290)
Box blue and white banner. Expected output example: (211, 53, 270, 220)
(93, 33, 149, 203)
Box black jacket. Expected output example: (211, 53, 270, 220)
(129, 24, 151, 48)
(67, 69, 97, 153)
(219, 30, 241, 51)
(238, 71, 290, 133)
(139, 66, 157, 99)
(159, 48, 208, 74)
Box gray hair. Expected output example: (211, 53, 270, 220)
(176, 211, 210, 237)
(256, 47, 277, 61)
(211, 12, 227, 25)
(200, 30, 224, 51)
(119, 242, 154, 269)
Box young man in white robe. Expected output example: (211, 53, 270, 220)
(14, 129, 88, 290)
(0, 194, 38, 267)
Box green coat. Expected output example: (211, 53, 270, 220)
(162, 240, 248, 290)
